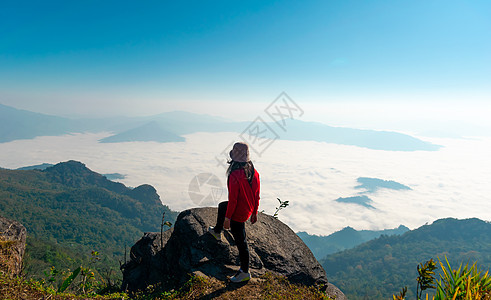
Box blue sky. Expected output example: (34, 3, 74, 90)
(1, 0, 490, 128)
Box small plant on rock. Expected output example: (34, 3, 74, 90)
(273, 198, 290, 219)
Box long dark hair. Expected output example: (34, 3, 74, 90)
(227, 160, 255, 185)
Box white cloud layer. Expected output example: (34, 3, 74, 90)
(1, 132, 490, 235)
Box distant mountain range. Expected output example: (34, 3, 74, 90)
(297, 225, 410, 260)
(0, 103, 72, 142)
(0, 103, 440, 151)
(322, 218, 491, 299)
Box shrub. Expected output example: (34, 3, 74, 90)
(394, 257, 491, 300)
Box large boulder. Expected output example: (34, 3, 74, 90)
(0, 216, 27, 276)
(120, 230, 172, 292)
(122, 207, 345, 299)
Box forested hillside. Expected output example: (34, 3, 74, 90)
(322, 218, 491, 299)
(0, 161, 178, 278)
(297, 225, 409, 260)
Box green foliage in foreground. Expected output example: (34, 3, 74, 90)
(394, 257, 491, 300)
(323, 218, 491, 299)
(435, 258, 491, 300)
(0, 271, 128, 299)
(1, 271, 331, 300)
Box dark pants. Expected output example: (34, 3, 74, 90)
(214, 201, 250, 273)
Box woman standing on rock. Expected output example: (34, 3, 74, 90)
(209, 142, 260, 283)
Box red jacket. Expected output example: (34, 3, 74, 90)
(225, 168, 260, 222)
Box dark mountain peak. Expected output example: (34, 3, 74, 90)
(45, 160, 97, 177)
(47, 160, 90, 172)
(404, 217, 491, 241)
(427, 217, 488, 232)
(126, 184, 161, 206)
(329, 226, 362, 242)
(340, 226, 357, 233)
(43, 160, 162, 205)
(432, 217, 487, 226)
(397, 225, 410, 231)
(44, 160, 127, 193)
(45, 160, 98, 181)
(132, 184, 157, 193)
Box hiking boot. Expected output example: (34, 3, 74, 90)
(229, 269, 251, 283)
(208, 226, 221, 241)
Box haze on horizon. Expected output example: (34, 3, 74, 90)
(1, 0, 490, 135)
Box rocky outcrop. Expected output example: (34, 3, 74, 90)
(122, 207, 345, 299)
(0, 216, 27, 276)
(120, 230, 172, 292)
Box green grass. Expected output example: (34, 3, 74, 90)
(0, 271, 332, 300)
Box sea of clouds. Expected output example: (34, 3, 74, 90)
(1, 131, 490, 235)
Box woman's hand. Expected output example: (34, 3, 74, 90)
(250, 214, 258, 224)
(223, 218, 231, 230)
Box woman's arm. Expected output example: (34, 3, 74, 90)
(252, 172, 260, 215)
